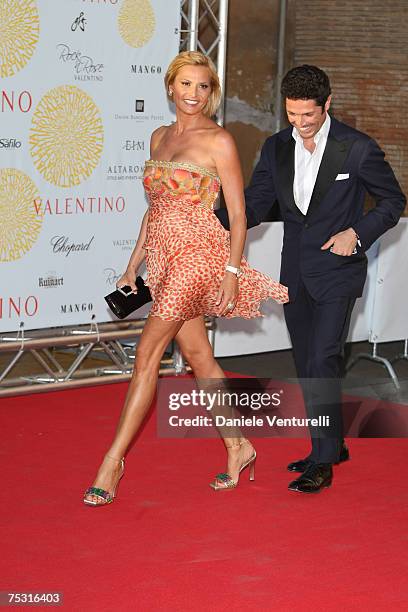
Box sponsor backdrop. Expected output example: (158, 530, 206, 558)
(0, 0, 179, 331)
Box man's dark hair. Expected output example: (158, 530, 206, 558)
(281, 65, 331, 110)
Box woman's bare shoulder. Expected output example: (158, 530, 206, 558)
(209, 125, 237, 156)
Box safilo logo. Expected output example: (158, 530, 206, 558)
(0, 138, 22, 148)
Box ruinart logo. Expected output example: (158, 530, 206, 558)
(0, 168, 42, 262)
(0, 296, 39, 319)
(118, 0, 155, 48)
(0, 0, 40, 78)
(38, 273, 64, 288)
(29, 85, 104, 188)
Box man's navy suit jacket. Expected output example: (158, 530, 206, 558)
(216, 117, 406, 301)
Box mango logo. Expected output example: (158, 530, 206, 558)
(0, 169, 42, 262)
(0, 0, 40, 78)
(118, 0, 156, 48)
(29, 85, 104, 188)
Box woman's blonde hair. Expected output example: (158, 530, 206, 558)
(164, 51, 221, 118)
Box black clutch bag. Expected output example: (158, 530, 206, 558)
(104, 275, 152, 319)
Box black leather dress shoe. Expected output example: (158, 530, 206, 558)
(287, 442, 350, 473)
(288, 463, 333, 493)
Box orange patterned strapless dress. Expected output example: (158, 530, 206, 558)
(142, 160, 288, 321)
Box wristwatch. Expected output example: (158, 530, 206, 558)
(225, 264, 243, 278)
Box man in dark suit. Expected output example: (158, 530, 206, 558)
(216, 65, 406, 493)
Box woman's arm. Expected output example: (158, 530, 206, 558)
(117, 126, 168, 292)
(116, 210, 148, 292)
(212, 129, 247, 315)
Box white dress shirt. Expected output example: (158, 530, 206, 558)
(293, 113, 331, 215)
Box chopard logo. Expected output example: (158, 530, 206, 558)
(50, 235, 94, 257)
(56, 43, 104, 80)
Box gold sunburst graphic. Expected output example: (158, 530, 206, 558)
(0, 169, 42, 262)
(29, 85, 104, 188)
(0, 0, 40, 78)
(118, 0, 156, 48)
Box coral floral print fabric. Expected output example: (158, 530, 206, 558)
(142, 160, 288, 321)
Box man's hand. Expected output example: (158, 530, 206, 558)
(321, 228, 358, 256)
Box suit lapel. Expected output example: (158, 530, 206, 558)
(306, 136, 353, 219)
(275, 136, 304, 218)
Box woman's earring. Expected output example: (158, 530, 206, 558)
(168, 89, 173, 96)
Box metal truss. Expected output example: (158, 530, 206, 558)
(180, 0, 228, 124)
(0, 1, 228, 396)
(0, 318, 215, 397)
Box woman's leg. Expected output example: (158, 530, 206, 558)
(175, 317, 255, 483)
(85, 315, 184, 503)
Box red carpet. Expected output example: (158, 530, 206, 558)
(1, 381, 408, 611)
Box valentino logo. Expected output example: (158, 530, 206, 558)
(131, 64, 162, 75)
(56, 43, 104, 80)
(34, 196, 125, 215)
(0, 138, 22, 148)
(0, 296, 39, 319)
(1, 90, 33, 113)
(60, 302, 94, 314)
(112, 238, 136, 251)
(71, 12, 86, 32)
(50, 235, 95, 257)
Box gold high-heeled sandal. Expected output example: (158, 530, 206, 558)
(83, 454, 125, 507)
(210, 439, 256, 490)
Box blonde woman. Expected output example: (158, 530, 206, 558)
(84, 51, 288, 506)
